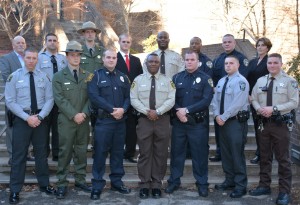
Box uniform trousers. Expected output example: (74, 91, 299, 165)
(124, 107, 138, 159)
(258, 122, 292, 194)
(5, 106, 13, 159)
(10, 116, 49, 192)
(213, 119, 221, 156)
(47, 104, 59, 158)
(92, 119, 126, 191)
(56, 114, 89, 187)
(219, 119, 248, 190)
(250, 105, 260, 157)
(168, 119, 209, 187)
(136, 115, 170, 189)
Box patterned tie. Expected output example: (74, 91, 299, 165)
(160, 51, 165, 74)
(267, 77, 275, 106)
(220, 77, 229, 114)
(29, 72, 38, 113)
(73, 70, 78, 83)
(125, 54, 130, 72)
(149, 76, 156, 110)
(51, 55, 58, 73)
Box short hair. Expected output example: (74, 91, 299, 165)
(223, 34, 235, 39)
(103, 48, 117, 57)
(24, 47, 38, 55)
(268, 53, 282, 62)
(119, 33, 132, 41)
(190, 36, 202, 43)
(256, 37, 272, 51)
(146, 53, 159, 61)
(225, 55, 240, 62)
(184, 50, 199, 60)
(45, 33, 58, 41)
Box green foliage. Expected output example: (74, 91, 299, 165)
(142, 34, 158, 53)
(286, 53, 300, 83)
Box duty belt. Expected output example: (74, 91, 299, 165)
(23, 109, 41, 115)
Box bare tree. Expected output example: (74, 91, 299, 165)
(0, 0, 46, 41)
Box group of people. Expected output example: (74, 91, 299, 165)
(0, 20, 298, 205)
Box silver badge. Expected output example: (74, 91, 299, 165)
(243, 59, 249, 66)
(206, 61, 213, 68)
(120, 76, 124, 82)
(196, 77, 201, 83)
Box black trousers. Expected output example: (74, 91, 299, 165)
(124, 107, 138, 158)
(10, 117, 50, 192)
(47, 104, 59, 158)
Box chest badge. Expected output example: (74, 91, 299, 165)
(196, 77, 201, 83)
(120, 76, 124, 82)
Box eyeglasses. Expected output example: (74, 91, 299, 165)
(122, 41, 131, 44)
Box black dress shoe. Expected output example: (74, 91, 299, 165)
(111, 185, 131, 194)
(165, 183, 180, 194)
(250, 155, 260, 164)
(40, 185, 57, 195)
(56, 186, 67, 199)
(230, 189, 247, 198)
(90, 189, 101, 200)
(249, 186, 271, 196)
(197, 185, 208, 197)
(276, 192, 290, 205)
(215, 182, 235, 191)
(9, 192, 19, 204)
(75, 183, 92, 192)
(125, 157, 137, 163)
(139, 188, 149, 199)
(209, 155, 221, 162)
(152, 188, 161, 199)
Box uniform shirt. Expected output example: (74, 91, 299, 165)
(37, 51, 67, 79)
(173, 69, 214, 113)
(198, 52, 213, 77)
(5, 67, 54, 121)
(80, 44, 105, 73)
(88, 67, 130, 115)
(130, 72, 175, 115)
(246, 55, 268, 94)
(212, 71, 249, 121)
(251, 71, 299, 115)
(212, 49, 248, 86)
(143, 49, 185, 79)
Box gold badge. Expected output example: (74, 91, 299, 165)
(208, 78, 213, 87)
(86, 73, 94, 82)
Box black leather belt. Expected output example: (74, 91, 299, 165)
(227, 115, 238, 121)
(23, 109, 41, 115)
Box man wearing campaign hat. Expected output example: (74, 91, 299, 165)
(52, 41, 94, 199)
(77, 21, 105, 73)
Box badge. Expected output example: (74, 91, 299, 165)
(208, 78, 213, 87)
(196, 77, 201, 83)
(243, 59, 249, 66)
(161, 82, 165, 86)
(279, 83, 284, 87)
(170, 81, 175, 89)
(120, 76, 124, 82)
(206, 61, 213, 69)
(198, 62, 202, 67)
(291, 80, 298, 89)
(97, 55, 101, 59)
(239, 81, 246, 91)
(131, 81, 136, 89)
(86, 73, 94, 82)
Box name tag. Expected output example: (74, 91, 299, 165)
(18, 80, 24, 83)
(101, 81, 106, 83)
(64, 82, 70, 85)
(141, 84, 146, 87)
(43, 61, 48, 63)
(81, 57, 87, 60)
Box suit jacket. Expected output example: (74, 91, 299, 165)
(0, 51, 22, 82)
(116, 52, 143, 82)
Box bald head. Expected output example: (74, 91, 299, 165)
(157, 31, 170, 50)
(12, 36, 26, 55)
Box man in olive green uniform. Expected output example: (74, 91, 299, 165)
(77, 21, 105, 73)
(53, 41, 94, 199)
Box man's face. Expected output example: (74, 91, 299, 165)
(119, 36, 132, 53)
(103, 50, 117, 71)
(24, 51, 38, 71)
(185, 53, 199, 73)
(12, 37, 26, 55)
(146, 55, 160, 75)
(157, 32, 170, 50)
(189, 38, 202, 53)
(45, 36, 58, 52)
(83, 29, 96, 42)
(66, 52, 81, 67)
(224, 57, 239, 76)
(267, 57, 282, 76)
(222, 36, 236, 53)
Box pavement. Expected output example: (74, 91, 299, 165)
(1, 184, 299, 205)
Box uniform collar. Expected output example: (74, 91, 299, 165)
(44, 50, 58, 57)
(227, 71, 239, 80)
(268, 70, 283, 80)
(104, 67, 117, 75)
(183, 68, 199, 78)
(146, 71, 160, 79)
(23, 67, 37, 75)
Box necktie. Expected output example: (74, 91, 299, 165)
(220, 77, 229, 114)
(149, 76, 156, 110)
(51, 55, 58, 73)
(73, 70, 78, 83)
(160, 51, 165, 74)
(89, 48, 93, 57)
(29, 72, 38, 113)
(125, 54, 130, 72)
(267, 77, 275, 106)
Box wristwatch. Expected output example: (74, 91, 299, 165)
(37, 115, 44, 121)
(156, 110, 161, 116)
(273, 106, 278, 112)
(185, 108, 189, 114)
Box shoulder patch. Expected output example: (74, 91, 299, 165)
(206, 61, 213, 69)
(170, 81, 175, 89)
(86, 73, 94, 82)
(291, 80, 298, 89)
(7, 74, 13, 82)
(243, 59, 249, 67)
(208, 78, 213, 87)
(239, 81, 246, 91)
(131, 81, 136, 89)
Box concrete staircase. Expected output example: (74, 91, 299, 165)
(0, 78, 299, 188)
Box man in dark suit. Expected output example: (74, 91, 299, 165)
(115, 33, 143, 163)
(0, 36, 26, 165)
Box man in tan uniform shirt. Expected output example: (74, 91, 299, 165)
(131, 53, 175, 199)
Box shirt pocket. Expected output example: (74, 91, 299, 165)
(37, 79, 46, 97)
(191, 83, 203, 99)
(215, 86, 222, 101)
(138, 85, 151, 99)
(62, 83, 76, 99)
(175, 83, 185, 98)
(157, 83, 169, 99)
(97, 81, 111, 97)
(16, 82, 29, 99)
